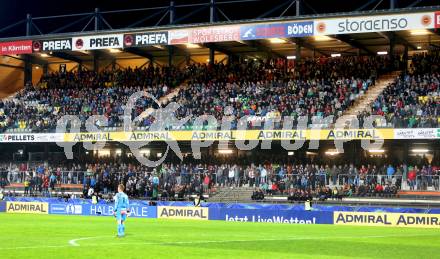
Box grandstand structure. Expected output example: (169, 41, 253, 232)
(0, 0, 439, 204)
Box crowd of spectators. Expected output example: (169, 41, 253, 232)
(0, 56, 389, 132)
(358, 53, 440, 128)
(173, 56, 385, 129)
(0, 66, 184, 132)
(1, 161, 438, 201)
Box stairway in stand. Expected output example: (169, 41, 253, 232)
(343, 71, 401, 117)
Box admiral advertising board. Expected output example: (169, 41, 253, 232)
(6, 202, 49, 214)
(72, 34, 124, 51)
(32, 39, 72, 52)
(314, 11, 436, 35)
(334, 211, 440, 228)
(158, 206, 209, 220)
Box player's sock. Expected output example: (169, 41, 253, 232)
(117, 223, 122, 236)
(122, 224, 125, 236)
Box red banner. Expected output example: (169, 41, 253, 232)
(190, 26, 240, 44)
(0, 40, 33, 55)
(435, 11, 440, 29)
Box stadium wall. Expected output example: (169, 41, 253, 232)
(1, 200, 440, 228)
(0, 57, 24, 98)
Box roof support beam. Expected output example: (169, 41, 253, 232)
(333, 34, 375, 55)
(377, 31, 417, 50)
(50, 52, 83, 63)
(203, 43, 236, 57)
(243, 40, 285, 59)
(19, 54, 48, 66)
(124, 48, 154, 61)
(288, 38, 328, 57)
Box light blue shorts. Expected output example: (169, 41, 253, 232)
(116, 210, 127, 221)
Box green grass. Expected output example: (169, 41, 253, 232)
(0, 213, 439, 259)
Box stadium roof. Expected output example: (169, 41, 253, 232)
(0, 1, 439, 64)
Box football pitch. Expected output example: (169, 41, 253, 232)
(0, 214, 439, 259)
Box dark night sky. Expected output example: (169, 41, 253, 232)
(0, 0, 438, 37)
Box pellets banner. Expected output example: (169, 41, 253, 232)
(334, 211, 440, 228)
(208, 208, 333, 224)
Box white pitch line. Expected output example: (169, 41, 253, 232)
(68, 236, 114, 247)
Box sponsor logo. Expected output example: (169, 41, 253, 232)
(421, 15, 432, 26)
(129, 132, 170, 141)
(50, 203, 82, 215)
(169, 30, 189, 44)
(42, 39, 72, 51)
(72, 132, 113, 142)
(6, 202, 48, 214)
(65, 204, 82, 214)
(72, 34, 123, 50)
(0, 134, 35, 142)
(75, 38, 84, 49)
(394, 128, 438, 139)
(326, 129, 379, 139)
(88, 205, 153, 218)
(337, 17, 408, 33)
(191, 26, 240, 43)
(32, 41, 42, 52)
(158, 206, 209, 220)
(0, 40, 33, 55)
(124, 34, 134, 47)
(131, 32, 168, 46)
(240, 24, 285, 40)
(435, 11, 440, 28)
(334, 212, 440, 228)
(225, 214, 317, 224)
(90, 37, 120, 48)
(317, 22, 326, 33)
(285, 21, 314, 37)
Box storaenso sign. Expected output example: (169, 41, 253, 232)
(337, 18, 407, 33)
(315, 12, 435, 35)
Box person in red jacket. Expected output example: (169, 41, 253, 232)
(408, 167, 417, 190)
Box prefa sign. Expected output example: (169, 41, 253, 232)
(32, 39, 72, 52)
(124, 32, 168, 47)
(0, 40, 32, 55)
(72, 34, 124, 50)
(314, 11, 436, 35)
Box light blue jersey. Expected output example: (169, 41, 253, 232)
(114, 191, 129, 237)
(114, 192, 129, 213)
